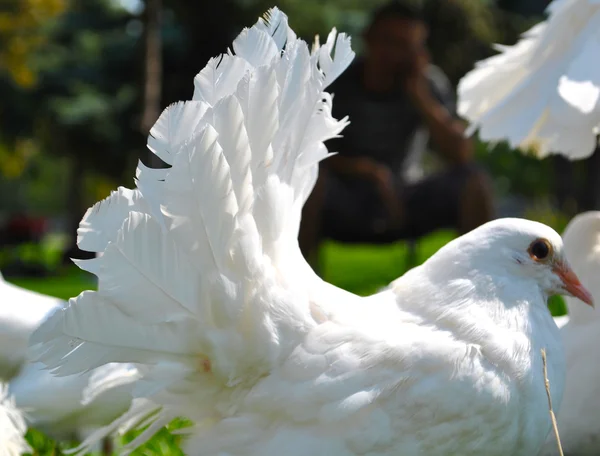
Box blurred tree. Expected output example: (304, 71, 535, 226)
(497, 0, 550, 17)
(0, 0, 146, 259)
(0, 0, 589, 260)
(165, 0, 503, 87)
(39, 0, 144, 255)
(0, 0, 67, 88)
(140, 0, 162, 141)
(422, 0, 499, 85)
(582, 140, 600, 212)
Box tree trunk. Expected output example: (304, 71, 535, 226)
(581, 135, 600, 211)
(553, 155, 577, 216)
(141, 0, 163, 167)
(63, 153, 93, 263)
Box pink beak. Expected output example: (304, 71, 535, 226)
(553, 262, 594, 307)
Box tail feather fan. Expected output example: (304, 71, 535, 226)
(31, 7, 355, 450)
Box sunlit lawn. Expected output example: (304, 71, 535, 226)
(10, 230, 566, 454)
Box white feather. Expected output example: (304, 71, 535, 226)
(0, 384, 30, 456)
(9, 362, 136, 444)
(147, 101, 209, 165)
(77, 187, 150, 253)
(0, 274, 139, 449)
(32, 8, 355, 449)
(0, 272, 63, 380)
(458, 0, 600, 159)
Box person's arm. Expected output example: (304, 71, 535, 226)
(403, 53, 473, 165)
(326, 155, 379, 179)
(325, 155, 400, 222)
(407, 81, 473, 164)
(326, 155, 395, 195)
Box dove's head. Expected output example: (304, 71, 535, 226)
(435, 218, 593, 308)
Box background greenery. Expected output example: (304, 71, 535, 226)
(0, 0, 595, 235)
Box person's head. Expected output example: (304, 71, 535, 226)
(363, 1, 428, 76)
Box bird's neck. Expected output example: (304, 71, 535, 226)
(392, 270, 564, 377)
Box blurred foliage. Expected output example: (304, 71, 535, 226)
(0, 0, 67, 87)
(125, 417, 193, 456)
(474, 139, 555, 199)
(523, 201, 572, 235)
(422, 0, 499, 85)
(497, 0, 550, 17)
(0, 233, 68, 275)
(0, 137, 37, 179)
(0, 0, 558, 219)
(30, 0, 143, 178)
(0, 146, 69, 213)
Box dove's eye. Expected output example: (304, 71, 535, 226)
(528, 239, 552, 261)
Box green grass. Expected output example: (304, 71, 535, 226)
(9, 230, 566, 454)
(322, 230, 456, 296)
(9, 268, 96, 301)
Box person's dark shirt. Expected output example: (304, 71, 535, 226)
(326, 58, 457, 177)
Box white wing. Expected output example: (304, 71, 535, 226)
(458, 0, 600, 160)
(0, 272, 64, 380)
(0, 384, 30, 456)
(31, 8, 358, 450)
(9, 361, 136, 441)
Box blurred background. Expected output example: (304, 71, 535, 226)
(1, 0, 596, 298)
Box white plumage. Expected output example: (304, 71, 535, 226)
(0, 271, 64, 380)
(0, 272, 137, 449)
(0, 385, 30, 456)
(458, 0, 600, 159)
(541, 211, 600, 455)
(9, 362, 138, 445)
(29, 8, 594, 455)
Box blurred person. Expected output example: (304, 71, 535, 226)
(299, 0, 493, 266)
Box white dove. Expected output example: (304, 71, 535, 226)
(458, 0, 600, 160)
(0, 384, 30, 456)
(540, 211, 600, 455)
(30, 8, 593, 456)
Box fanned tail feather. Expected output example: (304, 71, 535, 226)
(31, 7, 355, 450)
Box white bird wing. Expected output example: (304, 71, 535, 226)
(458, 0, 600, 160)
(0, 384, 30, 456)
(0, 273, 64, 380)
(172, 310, 538, 456)
(30, 8, 359, 449)
(9, 361, 136, 439)
(81, 362, 140, 406)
